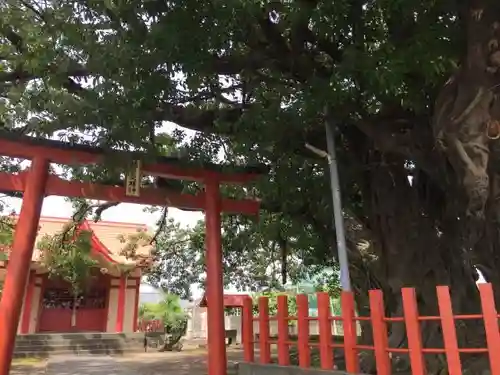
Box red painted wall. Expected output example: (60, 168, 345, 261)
(37, 272, 110, 333)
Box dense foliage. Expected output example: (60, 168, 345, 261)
(37, 223, 97, 295)
(139, 292, 187, 350)
(147, 215, 340, 299)
(140, 293, 186, 331)
(2, 0, 500, 372)
(0, 215, 14, 296)
(0, 215, 14, 258)
(0, 213, 96, 296)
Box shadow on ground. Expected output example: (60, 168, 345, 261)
(11, 349, 244, 375)
(118, 350, 244, 375)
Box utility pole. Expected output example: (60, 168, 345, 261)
(324, 112, 352, 292)
(304, 111, 352, 291)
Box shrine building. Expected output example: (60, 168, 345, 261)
(0, 216, 152, 334)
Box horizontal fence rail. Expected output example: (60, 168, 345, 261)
(240, 284, 500, 375)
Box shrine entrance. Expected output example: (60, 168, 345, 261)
(0, 131, 266, 375)
(38, 274, 108, 333)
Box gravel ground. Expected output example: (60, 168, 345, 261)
(118, 349, 243, 375)
(8, 349, 245, 375)
(10, 361, 47, 375)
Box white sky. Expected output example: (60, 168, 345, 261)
(4, 197, 203, 230)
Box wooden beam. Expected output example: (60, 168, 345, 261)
(0, 138, 262, 184)
(0, 172, 260, 215)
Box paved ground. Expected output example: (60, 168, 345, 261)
(118, 350, 242, 375)
(46, 355, 135, 375)
(10, 349, 245, 375)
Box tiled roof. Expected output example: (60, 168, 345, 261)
(30, 216, 153, 265)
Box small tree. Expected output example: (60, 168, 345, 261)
(0, 216, 14, 253)
(138, 303, 155, 321)
(37, 222, 97, 325)
(0, 215, 17, 298)
(140, 293, 188, 351)
(37, 223, 97, 295)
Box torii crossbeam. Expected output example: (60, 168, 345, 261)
(0, 131, 265, 375)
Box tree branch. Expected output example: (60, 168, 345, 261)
(0, 24, 25, 53)
(0, 65, 91, 84)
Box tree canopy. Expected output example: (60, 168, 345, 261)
(2, 0, 500, 372)
(148, 214, 341, 299)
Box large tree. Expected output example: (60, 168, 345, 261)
(1, 0, 498, 372)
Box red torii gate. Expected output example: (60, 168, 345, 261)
(0, 131, 264, 375)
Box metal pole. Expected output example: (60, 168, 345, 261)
(324, 113, 352, 292)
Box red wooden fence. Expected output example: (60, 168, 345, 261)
(137, 319, 164, 332)
(241, 284, 500, 375)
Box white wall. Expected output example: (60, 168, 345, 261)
(106, 279, 120, 332)
(123, 278, 138, 333)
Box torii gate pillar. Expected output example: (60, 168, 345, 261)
(204, 178, 227, 375)
(0, 157, 49, 375)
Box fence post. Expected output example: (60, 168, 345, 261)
(277, 295, 290, 365)
(242, 296, 255, 362)
(369, 290, 391, 375)
(436, 286, 462, 375)
(258, 297, 271, 364)
(342, 291, 359, 373)
(317, 292, 334, 370)
(478, 283, 500, 375)
(296, 294, 310, 368)
(402, 288, 426, 375)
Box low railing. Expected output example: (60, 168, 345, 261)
(241, 283, 500, 375)
(137, 319, 164, 332)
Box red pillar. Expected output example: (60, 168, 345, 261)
(205, 179, 226, 375)
(0, 157, 49, 375)
(115, 275, 126, 332)
(20, 271, 36, 334)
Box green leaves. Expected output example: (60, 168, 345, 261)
(146, 217, 203, 299)
(145, 205, 341, 298)
(252, 291, 298, 317)
(0, 1, 476, 324)
(139, 292, 187, 334)
(0, 215, 14, 254)
(37, 222, 97, 295)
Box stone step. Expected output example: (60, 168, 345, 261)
(16, 333, 144, 341)
(15, 338, 144, 348)
(14, 341, 144, 349)
(13, 346, 144, 358)
(15, 343, 143, 352)
(13, 333, 146, 358)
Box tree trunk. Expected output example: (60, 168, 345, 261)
(432, 0, 500, 218)
(339, 4, 500, 372)
(350, 153, 488, 374)
(321, 4, 500, 371)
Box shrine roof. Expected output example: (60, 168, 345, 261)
(30, 216, 152, 267)
(0, 130, 269, 177)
